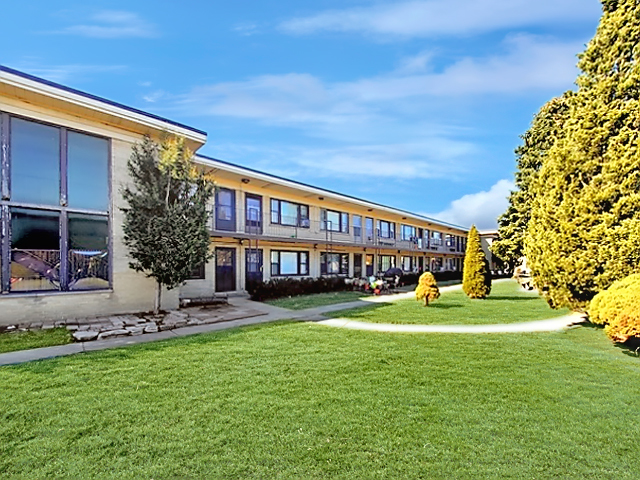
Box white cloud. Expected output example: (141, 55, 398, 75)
(171, 35, 580, 127)
(233, 22, 259, 36)
(280, 0, 600, 38)
(203, 140, 475, 182)
(15, 63, 126, 83)
(426, 179, 514, 229)
(143, 89, 166, 103)
(52, 10, 158, 39)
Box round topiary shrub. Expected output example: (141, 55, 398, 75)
(588, 273, 640, 343)
(415, 272, 440, 307)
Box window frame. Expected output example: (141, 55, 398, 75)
(270, 250, 309, 276)
(0, 111, 112, 294)
(376, 220, 395, 239)
(270, 198, 310, 228)
(401, 224, 417, 241)
(321, 252, 349, 275)
(321, 208, 349, 234)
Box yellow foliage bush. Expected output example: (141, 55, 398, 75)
(415, 272, 440, 306)
(588, 273, 640, 343)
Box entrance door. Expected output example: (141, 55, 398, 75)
(216, 247, 236, 292)
(245, 194, 262, 234)
(365, 254, 374, 276)
(245, 249, 263, 289)
(354, 253, 363, 278)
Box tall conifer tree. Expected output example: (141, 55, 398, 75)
(527, 0, 640, 310)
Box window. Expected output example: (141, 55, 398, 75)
(0, 115, 110, 294)
(401, 225, 416, 241)
(353, 215, 362, 238)
(376, 220, 395, 239)
(378, 255, 395, 272)
(270, 199, 309, 227)
(321, 209, 348, 233)
(321, 252, 349, 275)
(215, 187, 235, 231)
(446, 234, 456, 248)
(365, 217, 374, 241)
(189, 263, 206, 280)
(431, 231, 443, 246)
(270, 250, 308, 276)
(401, 256, 414, 272)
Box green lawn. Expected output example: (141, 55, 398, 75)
(266, 290, 371, 310)
(330, 279, 570, 325)
(0, 328, 72, 354)
(1, 320, 639, 478)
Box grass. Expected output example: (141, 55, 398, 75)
(0, 328, 72, 354)
(330, 279, 570, 325)
(266, 290, 371, 310)
(1, 320, 639, 478)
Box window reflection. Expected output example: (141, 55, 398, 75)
(67, 131, 109, 211)
(68, 213, 109, 290)
(10, 208, 60, 292)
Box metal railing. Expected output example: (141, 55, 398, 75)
(209, 206, 465, 253)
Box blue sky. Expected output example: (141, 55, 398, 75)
(1, 1, 602, 229)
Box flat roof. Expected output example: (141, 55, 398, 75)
(196, 154, 469, 232)
(0, 65, 207, 138)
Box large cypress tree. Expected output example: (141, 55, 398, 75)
(121, 136, 215, 313)
(527, 0, 640, 310)
(463, 225, 492, 299)
(492, 93, 572, 269)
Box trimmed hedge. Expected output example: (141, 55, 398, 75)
(589, 273, 640, 343)
(415, 272, 440, 306)
(248, 277, 348, 302)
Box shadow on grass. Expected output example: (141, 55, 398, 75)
(427, 303, 464, 310)
(486, 296, 540, 302)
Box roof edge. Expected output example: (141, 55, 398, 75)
(0, 65, 207, 139)
(195, 153, 469, 232)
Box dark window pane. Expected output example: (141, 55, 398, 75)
(10, 208, 60, 292)
(67, 131, 109, 211)
(11, 118, 60, 206)
(68, 213, 109, 291)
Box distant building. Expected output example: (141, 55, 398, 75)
(478, 230, 500, 273)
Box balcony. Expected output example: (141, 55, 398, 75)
(209, 206, 465, 254)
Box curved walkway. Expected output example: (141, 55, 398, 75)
(317, 312, 586, 333)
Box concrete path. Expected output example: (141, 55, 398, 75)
(317, 312, 587, 334)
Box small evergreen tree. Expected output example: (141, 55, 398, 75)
(121, 136, 215, 313)
(463, 225, 492, 299)
(415, 272, 440, 306)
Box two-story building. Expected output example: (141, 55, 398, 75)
(0, 65, 467, 325)
(180, 156, 468, 298)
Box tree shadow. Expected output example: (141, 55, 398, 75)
(486, 296, 539, 301)
(614, 338, 640, 358)
(428, 303, 464, 310)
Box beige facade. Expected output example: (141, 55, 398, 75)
(0, 66, 467, 325)
(179, 156, 467, 297)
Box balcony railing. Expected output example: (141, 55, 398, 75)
(209, 206, 465, 254)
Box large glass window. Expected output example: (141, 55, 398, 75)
(0, 115, 111, 294)
(270, 250, 308, 276)
(10, 118, 60, 206)
(270, 199, 309, 227)
(431, 231, 443, 246)
(10, 209, 60, 292)
(67, 131, 109, 211)
(365, 217, 374, 241)
(68, 213, 109, 290)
